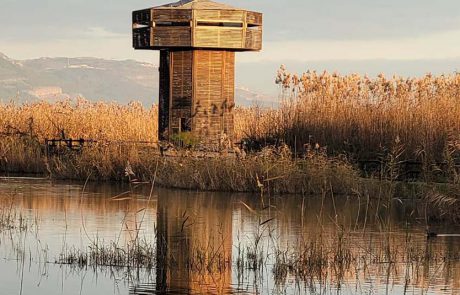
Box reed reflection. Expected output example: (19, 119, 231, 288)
(155, 190, 234, 294)
(0, 179, 459, 295)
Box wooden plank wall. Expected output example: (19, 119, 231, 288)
(133, 9, 151, 25)
(193, 50, 235, 145)
(132, 9, 152, 48)
(133, 8, 262, 50)
(170, 51, 193, 134)
(153, 9, 192, 22)
(194, 27, 244, 49)
(158, 49, 235, 145)
(194, 10, 245, 22)
(194, 10, 245, 50)
(246, 11, 263, 25)
(153, 27, 191, 47)
(133, 27, 151, 49)
(245, 26, 262, 50)
(158, 50, 170, 140)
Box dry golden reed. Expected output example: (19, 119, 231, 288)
(1, 68, 460, 182)
(0, 98, 157, 173)
(0, 98, 157, 142)
(246, 67, 460, 166)
(0, 98, 251, 143)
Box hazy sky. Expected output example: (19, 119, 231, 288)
(2, 0, 460, 92)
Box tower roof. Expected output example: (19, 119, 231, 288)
(155, 0, 241, 10)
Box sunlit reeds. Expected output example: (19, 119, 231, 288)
(263, 68, 460, 173)
(1, 69, 460, 182)
(0, 98, 157, 142)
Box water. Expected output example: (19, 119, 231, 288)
(0, 178, 459, 295)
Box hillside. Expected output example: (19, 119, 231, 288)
(0, 52, 276, 106)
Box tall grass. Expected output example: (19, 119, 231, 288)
(44, 144, 358, 195)
(0, 98, 157, 142)
(253, 68, 460, 168)
(1, 69, 460, 182)
(5, 73, 459, 165)
(0, 98, 157, 173)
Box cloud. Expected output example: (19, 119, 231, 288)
(240, 29, 460, 63)
(0, 31, 155, 62)
(4, 27, 460, 65)
(83, 27, 126, 39)
(228, 0, 460, 41)
(2, 0, 460, 65)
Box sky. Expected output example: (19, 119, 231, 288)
(2, 0, 460, 94)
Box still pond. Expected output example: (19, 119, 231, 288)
(0, 178, 459, 295)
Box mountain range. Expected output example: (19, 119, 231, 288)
(0, 52, 277, 107)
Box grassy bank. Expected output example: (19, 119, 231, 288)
(2, 135, 460, 220)
(4, 141, 358, 195)
(0, 98, 359, 195)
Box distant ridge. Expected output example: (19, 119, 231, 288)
(0, 52, 159, 106)
(0, 52, 275, 107)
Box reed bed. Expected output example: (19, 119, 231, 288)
(45, 144, 359, 195)
(244, 68, 460, 180)
(0, 98, 359, 194)
(0, 98, 157, 141)
(0, 98, 246, 144)
(0, 98, 156, 174)
(1, 69, 460, 182)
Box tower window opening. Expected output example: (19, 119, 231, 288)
(180, 118, 192, 132)
(197, 21, 243, 28)
(155, 21, 190, 27)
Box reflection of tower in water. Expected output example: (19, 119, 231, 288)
(156, 191, 234, 294)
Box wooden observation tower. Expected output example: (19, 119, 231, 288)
(132, 0, 263, 147)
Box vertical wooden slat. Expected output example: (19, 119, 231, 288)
(221, 51, 226, 133)
(168, 50, 193, 135)
(191, 9, 196, 47)
(192, 50, 196, 132)
(207, 51, 211, 139)
(191, 50, 235, 145)
(243, 11, 248, 49)
(169, 51, 174, 136)
(159, 50, 170, 140)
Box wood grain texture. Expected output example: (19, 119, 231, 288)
(153, 9, 192, 22)
(135, 1, 261, 146)
(132, 9, 151, 25)
(193, 50, 235, 145)
(158, 50, 235, 145)
(153, 27, 191, 47)
(159, 50, 170, 140)
(133, 5, 262, 50)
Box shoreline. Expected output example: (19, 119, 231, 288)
(1, 146, 459, 224)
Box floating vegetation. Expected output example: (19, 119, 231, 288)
(57, 240, 156, 269)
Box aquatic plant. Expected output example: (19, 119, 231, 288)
(1, 69, 460, 182)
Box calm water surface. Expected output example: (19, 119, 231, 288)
(0, 178, 459, 295)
